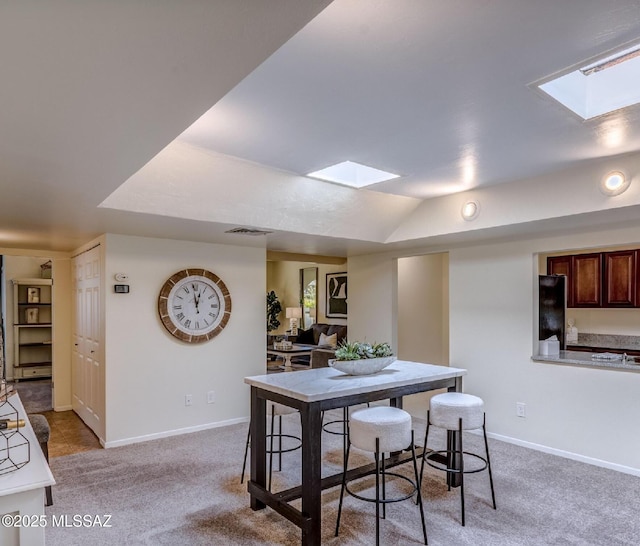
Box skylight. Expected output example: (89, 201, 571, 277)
(307, 160, 400, 188)
(539, 43, 640, 120)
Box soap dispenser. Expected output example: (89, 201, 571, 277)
(566, 318, 578, 344)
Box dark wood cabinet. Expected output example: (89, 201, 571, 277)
(603, 250, 637, 307)
(572, 253, 602, 307)
(547, 250, 640, 308)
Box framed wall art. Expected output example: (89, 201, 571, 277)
(326, 272, 347, 318)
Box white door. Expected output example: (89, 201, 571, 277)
(72, 246, 104, 438)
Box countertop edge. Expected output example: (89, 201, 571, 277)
(532, 352, 640, 373)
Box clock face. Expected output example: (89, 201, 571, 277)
(158, 269, 231, 343)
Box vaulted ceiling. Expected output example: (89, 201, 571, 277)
(2, 1, 640, 255)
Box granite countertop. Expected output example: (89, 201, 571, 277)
(569, 333, 640, 351)
(532, 350, 640, 372)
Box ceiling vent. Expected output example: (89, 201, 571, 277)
(225, 227, 272, 236)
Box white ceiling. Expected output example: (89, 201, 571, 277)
(2, 1, 640, 256)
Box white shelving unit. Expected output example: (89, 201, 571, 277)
(12, 278, 53, 381)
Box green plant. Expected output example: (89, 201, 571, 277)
(334, 340, 393, 361)
(266, 291, 282, 332)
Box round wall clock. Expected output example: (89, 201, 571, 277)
(158, 268, 231, 343)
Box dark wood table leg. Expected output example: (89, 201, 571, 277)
(250, 387, 267, 510)
(300, 401, 323, 546)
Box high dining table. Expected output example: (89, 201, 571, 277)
(244, 360, 466, 545)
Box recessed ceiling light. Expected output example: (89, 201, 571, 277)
(538, 43, 640, 119)
(600, 171, 630, 196)
(461, 200, 480, 221)
(307, 160, 400, 188)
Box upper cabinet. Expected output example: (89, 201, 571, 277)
(603, 250, 637, 307)
(547, 250, 639, 308)
(572, 253, 602, 307)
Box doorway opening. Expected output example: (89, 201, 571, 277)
(0, 254, 54, 412)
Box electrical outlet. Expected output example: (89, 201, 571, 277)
(207, 391, 215, 404)
(516, 402, 526, 418)
(185, 394, 193, 406)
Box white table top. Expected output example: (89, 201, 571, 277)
(0, 393, 55, 497)
(245, 360, 466, 403)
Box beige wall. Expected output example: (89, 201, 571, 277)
(397, 253, 449, 417)
(51, 257, 72, 410)
(397, 253, 449, 365)
(102, 234, 266, 446)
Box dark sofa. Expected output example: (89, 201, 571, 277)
(293, 323, 347, 368)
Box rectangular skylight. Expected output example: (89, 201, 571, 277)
(307, 160, 400, 188)
(539, 43, 640, 120)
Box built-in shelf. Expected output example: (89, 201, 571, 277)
(12, 278, 53, 381)
(15, 323, 52, 327)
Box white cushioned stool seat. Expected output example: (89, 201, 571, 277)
(349, 406, 412, 453)
(336, 405, 428, 545)
(421, 391, 496, 526)
(430, 392, 484, 430)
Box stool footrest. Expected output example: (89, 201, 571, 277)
(345, 471, 417, 504)
(425, 449, 488, 474)
(265, 433, 302, 455)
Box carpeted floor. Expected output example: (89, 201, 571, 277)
(44, 412, 640, 545)
(13, 378, 53, 413)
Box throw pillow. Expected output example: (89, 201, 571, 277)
(319, 332, 337, 348)
(296, 327, 315, 345)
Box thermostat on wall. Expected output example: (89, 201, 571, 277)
(114, 284, 130, 293)
(114, 273, 129, 282)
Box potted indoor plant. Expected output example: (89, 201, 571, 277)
(329, 341, 396, 375)
(266, 291, 282, 333)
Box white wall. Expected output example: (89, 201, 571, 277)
(103, 234, 265, 446)
(349, 225, 640, 474)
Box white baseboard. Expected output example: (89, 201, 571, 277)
(54, 405, 73, 412)
(102, 417, 249, 449)
(486, 431, 640, 477)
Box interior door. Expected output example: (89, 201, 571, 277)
(72, 246, 103, 438)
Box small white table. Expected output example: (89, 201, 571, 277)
(266, 344, 315, 370)
(245, 360, 466, 545)
(0, 393, 55, 546)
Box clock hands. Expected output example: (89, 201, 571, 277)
(192, 283, 201, 314)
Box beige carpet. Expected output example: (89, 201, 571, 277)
(45, 411, 640, 545)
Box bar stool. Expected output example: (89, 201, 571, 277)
(240, 402, 301, 491)
(28, 413, 53, 506)
(420, 392, 496, 526)
(335, 406, 428, 546)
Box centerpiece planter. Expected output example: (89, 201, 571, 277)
(329, 341, 396, 375)
(328, 356, 396, 375)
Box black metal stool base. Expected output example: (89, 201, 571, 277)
(240, 411, 302, 491)
(346, 471, 418, 504)
(420, 413, 496, 526)
(336, 432, 428, 546)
